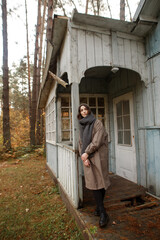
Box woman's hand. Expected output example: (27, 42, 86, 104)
(81, 153, 89, 162)
(83, 159, 90, 167)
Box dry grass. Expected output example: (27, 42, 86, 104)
(0, 150, 83, 240)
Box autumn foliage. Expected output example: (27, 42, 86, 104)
(10, 109, 30, 147)
(0, 108, 30, 158)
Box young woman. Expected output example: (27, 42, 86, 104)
(78, 103, 110, 228)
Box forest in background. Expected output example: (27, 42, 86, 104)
(0, 0, 138, 159)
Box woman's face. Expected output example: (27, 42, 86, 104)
(80, 106, 89, 118)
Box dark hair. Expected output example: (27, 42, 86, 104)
(77, 103, 91, 120)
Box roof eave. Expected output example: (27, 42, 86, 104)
(38, 16, 68, 109)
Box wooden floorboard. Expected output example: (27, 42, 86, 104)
(80, 174, 160, 240)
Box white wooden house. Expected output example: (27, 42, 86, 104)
(38, 0, 160, 208)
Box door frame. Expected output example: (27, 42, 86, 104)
(113, 92, 137, 183)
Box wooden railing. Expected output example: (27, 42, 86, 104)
(57, 144, 81, 208)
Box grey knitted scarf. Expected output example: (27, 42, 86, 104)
(79, 113, 96, 156)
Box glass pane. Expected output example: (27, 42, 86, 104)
(61, 108, 69, 118)
(123, 116, 130, 130)
(62, 131, 70, 141)
(62, 119, 70, 130)
(80, 97, 87, 104)
(98, 97, 104, 106)
(61, 97, 69, 107)
(124, 131, 131, 145)
(116, 102, 122, 116)
(91, 108, 96, 115)
(98, 108, 104, 118)
(89, 98, 96, 106)
(123, 101, 130, 115)
(117, 117, 123, 130)
(118, 131, 123, 144)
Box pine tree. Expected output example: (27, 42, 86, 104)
(2, 0, 11, 150)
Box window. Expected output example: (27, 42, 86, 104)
(46, 98, 56, 142)
(61, 96, 72, 141)
(59, 94, 108, 143)
(80, 95, 106, 126)
(116, 100, 131, 145)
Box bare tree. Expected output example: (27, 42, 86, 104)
(91, 0, 97, 15)
(126, 0, 132, 21)
(2, 0, 11, 150)
(36, 0, 47, 145)
(85, 0, 89, 14)
(58, 0, 67, 17)
(120, 0, 125, 20)
(24, 0, 32, 143)
(106, 0, 112, 18)
(96, 0, 100, 15)
(70, 0, 77, 10)
(30, 0, 42, 146)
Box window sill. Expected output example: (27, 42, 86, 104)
(56, 142, 77, 152)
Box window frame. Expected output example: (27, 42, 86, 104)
(45, 97, 56, 144)
(116, 100, 131, 146)
(57, 93, 109, 144)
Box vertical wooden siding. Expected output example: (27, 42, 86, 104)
(146, 15, 160, 58)
(59, 25, 147, 85)
(108, 69, 148, 188)
(57, 145, 79, 208)
(146, 129, 160, 197)
(46, 143, 58, 177)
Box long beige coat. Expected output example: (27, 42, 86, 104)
(79, 120, 110, 190)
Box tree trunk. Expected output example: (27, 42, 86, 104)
(85, 0, 89, 14)
(120, 0, 125, 20)
(107, 0, 112, 18)
(24, 0, 32, 143)
(2, 0, 11, 150)
(36, 0, 47, 145)
(91, 0, 97, 15)
(96, 0, 100, 15)
(30, 0, 41, 146)
(126, 0, 132, 21)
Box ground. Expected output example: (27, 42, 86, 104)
(80, 174, 160, 239)
(0, 150, 83, 240)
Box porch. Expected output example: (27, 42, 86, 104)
(47, 164, 160, 240)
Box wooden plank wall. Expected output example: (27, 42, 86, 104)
(59, 24, 147, 85)
(56, 21, 160, 197)
(145, 14, 160, 196)
(46, 143, 58, 177)
(57, 145, 79, 207)
(108, 69, 148, 188)
(146, 15, 160, 58)
(59, 30, 70, 78)
(108, 55, 160, 197)
(146, 129, 160, 197)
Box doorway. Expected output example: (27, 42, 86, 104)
(113, 92, 137, 183)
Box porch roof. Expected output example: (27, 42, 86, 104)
(71, 8, 156, 37)
(38, 2, 158, 109)
(133, 0, 160, 22)
(132, 0, 160, 37)
(38, 15, 68, 109)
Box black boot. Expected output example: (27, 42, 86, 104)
(94, 208, 100, 216)
(99, 212, 109, 228)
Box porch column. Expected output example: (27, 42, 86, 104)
(71, 82, 82, 208)
(71, 82, 80, 150)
